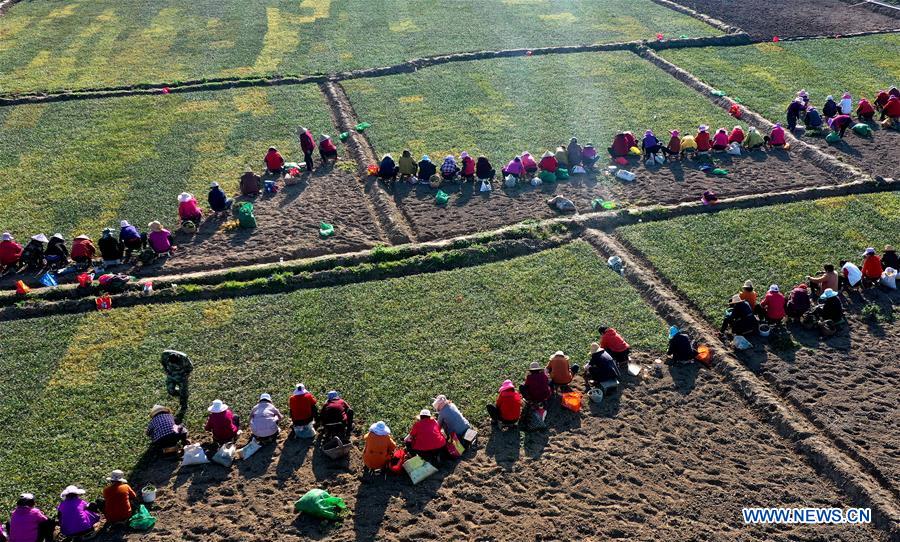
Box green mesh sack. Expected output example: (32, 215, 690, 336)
(294, 489, 347, 520)
(825, 132, 841, 144)
(556, 168, 570, 180)
(538, 170, 556, 183)
(851, 123, 872, 137)
(435, 190, 449, 205)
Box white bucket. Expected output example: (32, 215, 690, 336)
(141, 487, 157, 503)
(758, 324, 771, 337)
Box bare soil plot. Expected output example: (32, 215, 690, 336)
(803, 126, 900, 181)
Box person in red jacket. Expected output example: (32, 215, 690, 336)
(598, 326, 630, 364)
(728, 125, 745, 145)
(289, 383, 318, 428)
(538, 150, 558, 172)
(861, 247, 883, 286)
(405, 409, 447, 462)
(263, 146, 285, 175)
(666, 130, 682, 160)
(459, 151, 476, 181)
(695, 125, 711, 153)
(204, 399, 240, 444)
(487, 380, 522, 426)
(882, 95, 900, 126)
(70, 235, 97, 264)
(0, 232, 23, 273)
(319, 135, 338, 164)
(296, 126, 316, 172)
(608, 132, 636, 157)
(760, 284, 786, 324)
(856, 98, 875, 122)
(874, 89, 890, 113)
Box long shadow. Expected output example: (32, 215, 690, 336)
(234, 442, 277, 480)
(274, 436, 314, 488)
(668, 362, 700, 394)
(277, 178, 309, 208)
(484, 424, 521, 471)
(310, 441, 352, 482)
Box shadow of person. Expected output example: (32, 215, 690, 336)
(484, 424, 521, 471)
(235, 441, 277, 480)
(277, 180, 309, 208)
(668, 362, 700, 394)
(275, 436, 314, 488)
(310, 441, 352, 482)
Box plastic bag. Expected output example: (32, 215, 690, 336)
(435, 190, 449, 205)
(403, 455, 438, 485)
(238, 438, 261, 460)
(15, 280, 31, 295)
(339, 132, 349, 141)
(530, 176, 542, 187)
(237, 202, 257, 229)
(572, 165, 586, 174)
(711, 168, 729, 176)
(39, 272, 58, 288)
(616, 169, 636, 182)
(76, 273, 93, 288)
(128, 505, 156, 531)
(366, 164, 379, 176)
(852, 123, 872, 137)
(538, 170, 556, 183)
(733, 335, 752, 350)
(388, 448, 407, 474)
(212, 443, 237, 467)
(319, 222, 335, 238)
(445, 433, 463, 459)
(825, 132, 841, 144)
(561, 391, 583, 412)
(479, 180, 492, 192)
(654, 153, 665, 164)
(293, 422, 316, 439)
(726, 142, 741, 156)
(628, 146, 641, 156)
(294, 489, 347, 520)
(881, 267, 897, 290)
(354, 122, 371, 132)
(181, 443, 209, 466)
(504, 174, 518, 187)
(556, 167, 569, 180)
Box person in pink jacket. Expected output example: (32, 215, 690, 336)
(767, 123, 787, 148)
(147, 221, 174, 255)
(712, 128, 729, 151)
(177, 192, 202, 224)
(520, 152, 538, 175)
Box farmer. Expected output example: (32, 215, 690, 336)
(856, 98, 875, 122)
(398, 150, 417, 180)
(264, 146, 284, 175)
(839, 92, 852, 115)
(502, 156, 524, 180)
(861, 247, 883, 286)
(554, 145, 569, 169)
(679, 131, 697, 159)
(240, 167, 262, 196)
(521, 361, 552, 405)
(695, 125, 712, 153)
(882, 245, 899, 271)
(786, 283, 812, 321)
(102, 470, 137, 526)
(319, 135, 338, 164)
(609, 131, 637, 157)
(19, 234, 47, 271)
(98, 228, 124, 266)
(475, 155, 496, 180)
(767, 123, 787, 148)
(667, 327, 697, 364)
(875, 89, 890, 117)
(486, 380, 522, 426)
(883, 95, 900, 126)
(891, 86, 900, 99)
(760, 284, 786, 324)
(711, 128, 729, 151)
(289, 383, 318, 429)
(205, 399, 240, 444)
(738, 279, 757, 309)
(378, 154, 399, 182)
(567, 137, 583, 167)
(417, 155, 437, 183)
(581, 143, 599, 169)
(520, 152, 538, 175)
(177, 192, 202, 225)
(362, 421, 396, 471)
(822, 95, 838, 119)
(586, 343, 621, 385)
(405, 409, 446, 462)
(744, 126, 765, 150)
(813, 288, 843, 325)
(720, 295, 760, 336)
(249, 393, 283, 444)
(598, 326, 631, 364)
(828, 114, 853, 138)
(160, 349, 193, 413)
(147, 221, 174, 256)
(806, 264, 839, 297)
(433, 395, 471, 440)
(641, 129, 665, 160)
(839, 259, 863, 290)
(440, 155, 460, 181)
(319, 391, 354, 437)
(70, 235, 96, 265)
(147, 404, 188, 450)
(786, 98, 804, 132)
(459, 151, 476, 181)
(662, 130, 680, 160)
(208, 182, 233, 214)
(56, 487, 99, 539)
(546, 350, 579, 388)
(45, 233, 68, 268)
(804, 107, 824, 131)
(297, 126, 316, 171)
(0, 232, 23, 273)
(7, 493, 55, 542)
(538, 151, 558, 173)
(728, 125, 745, 145)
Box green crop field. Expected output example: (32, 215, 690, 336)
(0, 84, 333, 240)
(660, 35, 900, 122)
(0, 242, 666, 510)
(0, 0, 720, 94)
(618, 193, 900, 322)
(342, 51, 738, 161)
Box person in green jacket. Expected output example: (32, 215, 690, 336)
(398, 149, 417, 181)
(744, 126, 765, 150)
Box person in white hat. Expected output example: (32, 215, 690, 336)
(19, 234, 48, 271)
(860, 247, 883, 286)
(289, 383, 318, 429)
(760, 284, 786, 324)
(404, 408, 446, 462)
(249, 393, 283, 444)
(8, 492, 55, 542)
(208, 181, 234, 215)
(176, 192, 202, 224)
(546, 350, 579, 388)
(118, 220, 145, 261)
(70, 234, 97, 265)
(432, 394, 471, 441)
(812, 288, 844, 327)
(45, 233, 69, 267)
(57, 485, 99, 538)
(205, 399, 240, 444)
(362, 421, 397, 470)
(102, 469, 137, 525)
(0, 231, 23, 273)
(318, 135, 338, 164)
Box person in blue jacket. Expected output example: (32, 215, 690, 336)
(208, 182, 234, 214)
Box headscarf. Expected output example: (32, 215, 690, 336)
(368, 421, 391, 436)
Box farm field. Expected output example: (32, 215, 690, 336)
(0, 242, 668, 511)
(0, 84, 334, 241)
(0, 0, 721, 94)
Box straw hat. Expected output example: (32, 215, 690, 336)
(207, 399, 228, 413)
(528, 361, 542, 371)
(74, 234, 89, 240)
(319, 134, 331, 143)
(419, 409, 432, 418)
(1, 232, 11, 241)
(549, 350, 569, 361)
(107, 470, 127, 483)
(743, 280, 754, 289)
(729, 294, 743, 305)
(432, 395, 449, 411)
(149, 404, 170, 418)
(177, 192, 192, 203)
(369, 421, 390, 436)
(698, 125, 709, 132)
(210, 182, 219, 188)
(19, 493, 35, 502)
(31, 234, 48, 243)
(820, 288, 838, 300)
(498, 379, 514, 392)
(60, 486, 85, 499)
(541, 150, 553, 158)
(885, 245, 895, 252)
(259, 393, 272, 402)
(51, 233, 64, 240)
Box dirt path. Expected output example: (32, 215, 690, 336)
(803, 126, 900, 181)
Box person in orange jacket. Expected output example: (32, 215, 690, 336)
(598, 326, 630, 364)
(860, 247, 883, 286)
(486, 380, 522, 426)
(362, 421, 397, 470)
(546, 350, 579, 388)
